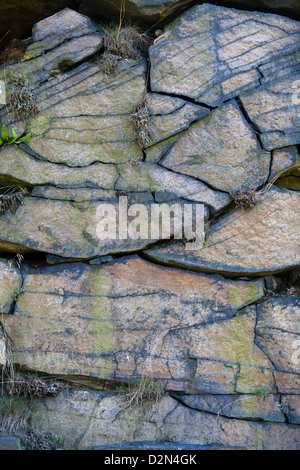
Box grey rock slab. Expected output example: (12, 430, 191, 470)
(240, 75, 300, 151)
(146, 93, 210, 146)
(177, 394, 285, 422)
(145, 187, 300, 276)
(0, 197, 155, 258)
(2, 256, 265, 390)
(149, 3, 300, 107)
(0, 437, 21, 450)
(115, 162, 231, 212)
(159, 101, 271, 192)
(255, 296, 300, 374)
(31, 391, 300, 450)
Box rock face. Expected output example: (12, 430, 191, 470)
(3, 256, 265, 387)
(31, 391, 300, 450)
(149, 4, 300, 106)
(145, 188, 300, 276)
(0, 260, 22, 314)
(158, 101, 271, 192)
(0, 4, 299, 450)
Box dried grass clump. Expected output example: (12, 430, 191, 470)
(130, 101, 150, 148)
(98, 51, 121, 75)
(0, 397, 30, 435)
(231, 189, 258, 210)
(103, 24, 151, 59)
(0, 187, 27, 216)
(262, 163, 300, 193)
(0, 397, 63, 449)
(8, 73, 38, 118)
(130, 153, 144, 166)
(123, 376, 165, 407)
(23, 427, 63, 450)
(1, 328, 15, 391)
(98, 23, 152, 75)
(7, 375, 67, 399)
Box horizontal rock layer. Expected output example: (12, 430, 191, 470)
(31, 390, 300, 450)
(145, 188, 300, 275)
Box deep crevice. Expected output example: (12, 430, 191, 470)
(149, 90, 215, 110)
(171, 394, 286, 424)
(235, 96, 265, 151)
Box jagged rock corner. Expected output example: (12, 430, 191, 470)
(0, 1, 299, 450)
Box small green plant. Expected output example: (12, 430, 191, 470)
(0, 124, 31, 146)
(13, 288, 23, 302)
(253, 386, 271, 400)
(8, 72, 38, 118)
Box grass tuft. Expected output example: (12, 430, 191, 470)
(230, 188, 258, 210)
(130, 101, 150, 148)
(123, 376, 165, 407)
(7, 374, 67, 399)
(8, 72, 38, 118)
(98, 23, 152, 75)
(0, 397, 30, 435)
(0, 186, 27, 216)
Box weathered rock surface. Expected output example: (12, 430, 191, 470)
(270, 146, 300, 179)
(149, 4, 300, 106)
(177, 394, 285, 422)
(25, 8, 99, 60)
(0, 260, 22, 314)
(0, 146, 118, 189)
(0, 59, 146, 164)
(3, 255, 267, 391)
(146, 93, 210, 146)
(31, 391, 300, 450)
(0, 197, 158, 258)
(145, 188, 300, 276)
(256, 296, 300, 374)
(0, 3, 299, 451)
(282, 395, 300, 424)
(158, 101, 271, 192)
(240, 75, 300, 150)
(115, 163, 231, 210)
(0, 437, 21, 451)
